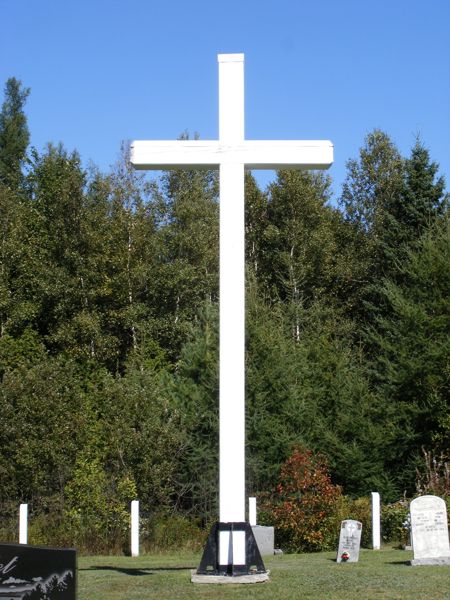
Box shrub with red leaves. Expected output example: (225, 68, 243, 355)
(264, 446, 343, 552)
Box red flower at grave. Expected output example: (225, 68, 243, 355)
(341, 551, 350, 562)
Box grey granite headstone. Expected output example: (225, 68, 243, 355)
(251, 526, 274, 556)
(337, 520, 362, 563)
(410, 495, 450, 566)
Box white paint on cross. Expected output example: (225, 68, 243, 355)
(131, 53, 333, 568)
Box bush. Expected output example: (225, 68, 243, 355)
(415, 448, 450, 497)
(141, 513, 207, 553)
(63, 456, 137, 554)
(262, 446, 343, 552)
(381, 499, 410, 545)
(0, 500, 20, 543)
(344, 496, 373, 548)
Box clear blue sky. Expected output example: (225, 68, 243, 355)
(2, 0, 449, 198)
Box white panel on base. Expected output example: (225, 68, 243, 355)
(219, 530, 246, 566)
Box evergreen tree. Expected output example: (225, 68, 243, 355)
(370, 214, 450, 489)
(377, 138, 448, 277)
(340, 131, 447, 324)
(402, 138, 448, 238)
(168, 303, 219, 521)
(0, 77, 30, 190)
(246, 286, 393, 498)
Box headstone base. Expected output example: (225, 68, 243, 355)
(191, 569, 269, 584)
(251, 525, 274, 556)
(411, 557, 450, 566)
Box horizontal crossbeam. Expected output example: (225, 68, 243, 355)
(130, 140, 333, 170)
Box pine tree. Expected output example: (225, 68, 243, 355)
(0, 78, 30, 190)
(402, 138, 448, 238)
(339, 131, 448, 323)
(379, 138, 448, 276)
(168, 303, 219, 521)
(370, 214, 450, 488)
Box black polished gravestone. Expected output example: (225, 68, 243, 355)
(0, 543, 76, 599)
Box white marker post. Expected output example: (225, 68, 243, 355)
(371, 492, 381, 550)
(249, 497, 257, 527)
(131, 500, 139, 557)
(19, 503, 28, 544)
(131, 53, 333, 576)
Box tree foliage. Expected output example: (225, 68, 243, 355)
(0, 77, 30, 190)
(0, 74, 448, 550)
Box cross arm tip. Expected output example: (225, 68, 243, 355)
(218, 53, 244, 63)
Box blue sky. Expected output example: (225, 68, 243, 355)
(2, 0, 449, 198)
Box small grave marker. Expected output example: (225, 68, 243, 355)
(337, 520, 362, 563)
(19, 503, 28, 545)
(410, 495, 450, 566)
(371, 492, 381, 550)
(131, 500, 139, 557)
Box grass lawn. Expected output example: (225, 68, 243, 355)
(78, 546, 450, 599)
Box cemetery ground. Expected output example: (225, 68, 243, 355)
(78, 547, 450, 599)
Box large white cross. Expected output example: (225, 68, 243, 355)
(131, 53, 333, 568)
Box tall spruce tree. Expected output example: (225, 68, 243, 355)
(369, 214, 449, 489)
(0, 79, 34, 337)
(340, 132, 448, 322)
(168, 302, 219, 521)
(402, 139, 448, 238)
(0, 78, 30, 190)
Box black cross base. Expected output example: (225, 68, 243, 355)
(196, 522, 266, 576)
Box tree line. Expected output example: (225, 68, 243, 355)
(0, 77, 448, 543)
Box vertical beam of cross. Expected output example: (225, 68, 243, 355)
(218, 54, 246, 526)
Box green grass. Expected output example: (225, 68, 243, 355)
(78, 547, 450, 599)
